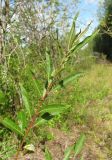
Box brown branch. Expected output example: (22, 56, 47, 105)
(14, 81, 53, 160)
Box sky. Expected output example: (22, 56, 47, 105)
(62, 0, 101, 35)
(78, 0, 99, 34)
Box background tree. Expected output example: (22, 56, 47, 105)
(0, 0, 80, 116)
(93, 0, 112, 61)
(0, 0, 10, 63)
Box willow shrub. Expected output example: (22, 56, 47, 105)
(0, 13, 99, 159)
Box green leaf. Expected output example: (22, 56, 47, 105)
(32, 78, 41, 96)
(54, 73, 82, 90)
(45, 148, 52, 160)
(46, 47, 52, 82)
(34, 113, 54, 127)
(68, 12, 79, 49)
(20, 84, 33, 118)
(1, 118, 24, 136)
(70, 30, 99, 54)
(74, 134, 86, 157)
(0, 90, 6, 104)
(63, 134, 85, 160)
(72, 22, 92, 47)
(63, 146, 74, 160)
(55, 38, 64, 57)
(40, 104, 69, 115)
(17, 111, 27, 131)
(29, 70, 42, 96)
(34, 118, 47, 127)
(41, 112, 54, 120)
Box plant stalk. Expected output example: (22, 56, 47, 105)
(15, 82, 53, 160)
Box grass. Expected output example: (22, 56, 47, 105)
(60, 63, 112, 159)
(29, 61, 111, 159)
(1, 60, 112, 160)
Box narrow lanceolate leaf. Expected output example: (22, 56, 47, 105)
(34, 118, 47, 127)
(30, 70, 41, 96)
(32, 78, 41, 96)
(0, 90, 6, 103)
(46, 47, 52, 82)
(54, 73, 83, 90)
(17, 111, 27, 131)
(68, 12, 79, 49)
(1, 118, 24, 136)
(70, 30, 99, 54)
(55, 39, 64, 57)
(74, 134, 86, 157)
(63, 146, 74, 160)
(20, 84, 33, 118)
(45, 148, 52, 160)
(72, 22, 92, 47)
(40, 104, 70, 115)
(64, 134, 85, 160)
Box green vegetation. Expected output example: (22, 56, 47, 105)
(0, 0, 112, 160)
(93, 0, 112, 60)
